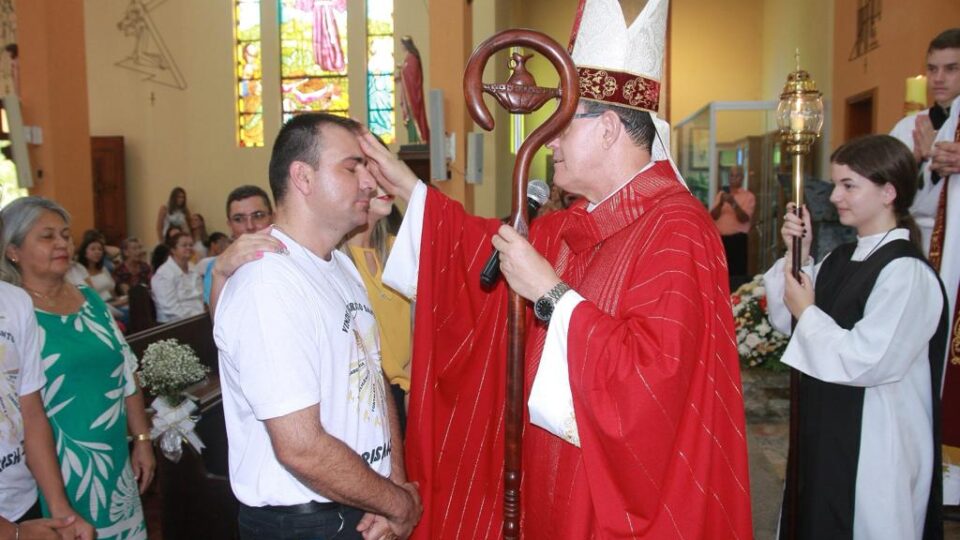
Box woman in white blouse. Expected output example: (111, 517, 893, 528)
(765, 134, 946, 539)
(71, 235, 128, 318)
(150, 231, 204, 323)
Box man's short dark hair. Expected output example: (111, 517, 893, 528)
(225, 185, 273, 218)
(206, 231, 228, 248)
(581, 100, 656, 151)
(268, 113, 362, 204)
(929, 28, 960, 54)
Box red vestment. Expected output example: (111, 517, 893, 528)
(406, 161, 753, 539)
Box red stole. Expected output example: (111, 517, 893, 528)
(406, 161, 753, 539)
(931, 123, 960, 448)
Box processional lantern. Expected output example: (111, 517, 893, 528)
(776, 51, 824, 221)
(463, 29, 578, 540)
(776, 50, 823, 540)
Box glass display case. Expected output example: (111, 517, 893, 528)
(675, 101, 783, 275)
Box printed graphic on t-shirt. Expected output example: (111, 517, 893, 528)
(0, 341, 24, 470)
(345, 305, 388, 428)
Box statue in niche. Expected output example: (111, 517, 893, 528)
(397, 36, 429, 144)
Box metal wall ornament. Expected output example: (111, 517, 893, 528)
(115, 0, 187, 90)
(848, 0, 881, 63)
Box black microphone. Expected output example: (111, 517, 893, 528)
(480, 180, 550, 287)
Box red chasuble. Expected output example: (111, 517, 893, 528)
(406, 161, 753, 539)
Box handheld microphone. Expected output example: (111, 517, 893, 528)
(480, 180, 550, 287)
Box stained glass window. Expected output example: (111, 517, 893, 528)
(279, 0, 349, 123)
(366, 0, 394, 144)
(235, 0, 263, 147)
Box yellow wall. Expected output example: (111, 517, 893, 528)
(832, 0, 960, 147)
(84, 0, 429, 244)
(670, 0, 764, 125)
(17, 0, 95, 234)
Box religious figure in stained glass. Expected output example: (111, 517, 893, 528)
(280, 0, 348, 120)
(366, 0, 395, 144)
(295, 0, 347, 72)
(235, 0, 263, 147)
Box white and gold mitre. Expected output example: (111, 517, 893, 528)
(568, 0, 668, 113)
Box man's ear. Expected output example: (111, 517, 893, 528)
(288, 161, 314, 196)
(599, 110, 622, 149)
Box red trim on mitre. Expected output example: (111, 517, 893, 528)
(567, 0, 587, 52)
(577, 66, 660, 112)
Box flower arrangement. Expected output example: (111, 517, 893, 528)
(137, 339, 209, 462)
(731, 275, 789, 369)
(137, 339, 209, 406)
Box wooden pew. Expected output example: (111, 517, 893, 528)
(127, 283, 157, 334)
(126, 313, 237, 539)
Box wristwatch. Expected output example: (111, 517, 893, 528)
(534, 282, 572, 322)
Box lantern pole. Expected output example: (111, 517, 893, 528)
(775, 50, 824, 540)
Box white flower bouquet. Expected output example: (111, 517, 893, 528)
(731, 275, 789, 369)
(137, 339, 209, 462)
(137, 338, 209, 405)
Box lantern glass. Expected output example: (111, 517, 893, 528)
(777, 92, 824, 135)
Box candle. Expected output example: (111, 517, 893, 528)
(789, 111, 804, 132)
(905, 75, 927, 106)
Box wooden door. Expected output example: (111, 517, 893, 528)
(845, 89, 876, 143)
(91, 137, 127, 245)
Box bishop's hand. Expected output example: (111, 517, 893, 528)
(491, 224, 559, 302)
(359, 130, 419, 203)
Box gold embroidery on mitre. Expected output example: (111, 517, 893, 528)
(579, 69, 617, 100)
(622, 77, 653, 108)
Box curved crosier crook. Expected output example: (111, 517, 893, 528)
(463, 28, 579, 233)
(462, 29, 578, 540)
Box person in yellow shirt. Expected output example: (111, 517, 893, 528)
(342, 187, 412, 434)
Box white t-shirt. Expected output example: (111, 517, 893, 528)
(0, 282, 45, 520)
(150, 258, 204, 323)
(214, 228, 392, 507)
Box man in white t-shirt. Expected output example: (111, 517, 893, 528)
(214, 113, 421, 540)
(0, 281, 93, 539)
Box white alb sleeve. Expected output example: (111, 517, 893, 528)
(528, 290, 584, 447)
(382, 181, 427, 300)
(782, 258, 942, 386)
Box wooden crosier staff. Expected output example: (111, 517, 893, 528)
(463, 29, 578, 539)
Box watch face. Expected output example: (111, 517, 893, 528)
(534, 297, 554, 321)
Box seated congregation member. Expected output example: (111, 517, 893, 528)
(213, 114, 420, 539)
(113, 237, 152, 295)
(0, 197, 154, 539)
(189, 213, 209, 261)
(341, 187, 412, 434)
(75, 234, 128, 319)
(151, 231, 204, 323)
(765, 135, 945, 539)
(196, 231, 229, 278)
(0, 281, 94, 540)
(80, 229, 121, 273)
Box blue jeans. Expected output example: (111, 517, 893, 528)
(238, 502, 364, 540)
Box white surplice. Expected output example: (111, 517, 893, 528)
(764, 229, 943, 539)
